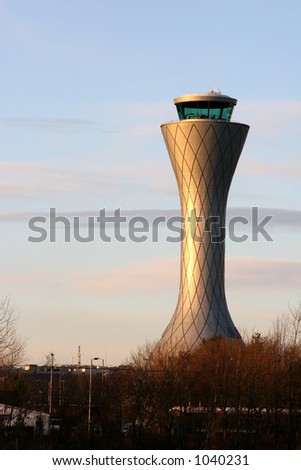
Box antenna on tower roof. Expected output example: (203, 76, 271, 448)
(208, 88, 222, 95)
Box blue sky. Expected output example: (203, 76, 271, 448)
(0, 0, 301, 366)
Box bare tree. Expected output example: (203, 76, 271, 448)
(0, 296, 25, 366)
(287, 302, 301, 348)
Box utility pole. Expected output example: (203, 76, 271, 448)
(88, 357, 99, 439)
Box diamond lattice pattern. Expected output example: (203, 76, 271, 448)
(159, 120, 249, 353)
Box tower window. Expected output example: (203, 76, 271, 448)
(176, 101, 234, 122)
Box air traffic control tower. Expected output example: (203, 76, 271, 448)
(159, 92, 249, 353)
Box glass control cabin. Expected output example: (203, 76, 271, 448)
(174, 93, 237, 122)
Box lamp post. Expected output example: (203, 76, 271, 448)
(101, 358, 105, 400)
(88, 357, 99, 438)
(48, 352, 54, 415)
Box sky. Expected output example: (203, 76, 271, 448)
(0, 0, 301, 366)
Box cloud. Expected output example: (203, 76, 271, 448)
(0, 101, 173, 136)
(0, 257, 179, 296)
(70, 257, 179, 295)
(0, 161, 125, 199)
(70, 255, 300, 296)
(72, 256, 301, 296)
(239, 158, 301, 179)
(0, 159, 175, 203)
(0, 116, 125, 134)
(2, 254, 297, 297)
(0, 117, 97, 132)
(0, 161, 97, 199)
(238, 101, 301, 134)
(226, 256, 301, 291)
(227, 207, 301, 230)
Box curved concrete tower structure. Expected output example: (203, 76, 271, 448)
(159, 92, 249, 353)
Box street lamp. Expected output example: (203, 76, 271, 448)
(88, 357, 99, 438)
(100, 358, 105, 400)
(48, 352, 54, 415)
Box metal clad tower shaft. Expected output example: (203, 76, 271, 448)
(159, 93, 249, 353)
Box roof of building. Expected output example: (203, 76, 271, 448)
(174, 93, 237, 106)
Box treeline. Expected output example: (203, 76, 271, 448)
(1, 307, 301, 449)
(115, 307, 301, 449)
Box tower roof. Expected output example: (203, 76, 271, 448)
(174, 93, 237, 106)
